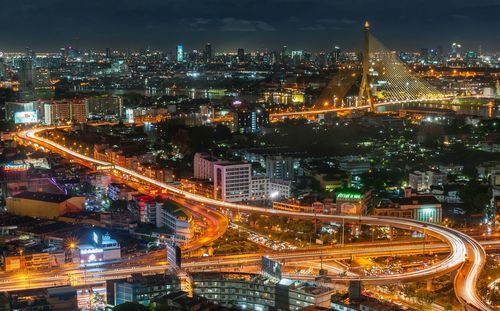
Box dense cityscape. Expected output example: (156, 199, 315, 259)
(0, 1, 499, 311)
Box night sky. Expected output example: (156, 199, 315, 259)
(1, 0, 500, 53)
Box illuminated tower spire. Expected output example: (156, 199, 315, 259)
(358, 20, 374, 111)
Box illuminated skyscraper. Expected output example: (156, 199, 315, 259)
(237, 48, 245, 63)
(176, 45, 184, 63)
(0, 54, 5, 79)
(18, 58, 35, 100)
(332, 46, 341, 65)
(204, 43, 212, 62)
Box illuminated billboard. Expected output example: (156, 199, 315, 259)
(14, 111, 38, 124)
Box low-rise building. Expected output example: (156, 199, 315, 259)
(373, 190, 442, 223)
(191, 272, 333, 311)
(6, 191, 84, 220)
(251, 176, 292, 200)
(5, 286, 78, 311)
(156, 200, 193, 243)
(180, 178, 214, 198)
(130, 194, 162, 225)
(77, 232, 121, 264)
(108, 183, 139, 201)
(194, 152, 220, 180)
(106, 273, 181, 309)
(335, 190, 372, 215)
(409, 170, 447, 192)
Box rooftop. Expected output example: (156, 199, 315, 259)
(12, 191, 74, 203)
(392, 195, 441, 206)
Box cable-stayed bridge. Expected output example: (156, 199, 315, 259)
(270, 21, 474, 118)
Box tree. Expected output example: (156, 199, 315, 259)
(112, 302, 149, 311)
(459, 182, 490, 214)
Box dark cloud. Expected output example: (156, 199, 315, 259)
(0, 0, 498, 52)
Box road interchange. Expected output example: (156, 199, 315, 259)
(17, 127, 493, 311)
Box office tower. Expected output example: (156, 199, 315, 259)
(0, 55, 5, 79)
(237, 48, 245, 63)
(34, 68, 51, 90)
(213, 162, 251, 202)
(332, 46, 341, 65)
(420, 48, 429, 64)
(105, 47, 112, 59)
(176, 45, 184, 62)
(451, 42, 462, 59)
(25, 47, 35, 59)
(204, 43, 212, 62)
(18, 58, 35, 100)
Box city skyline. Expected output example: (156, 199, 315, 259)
(1, 0, 500, 52)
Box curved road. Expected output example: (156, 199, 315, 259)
(19, 127, 492, 311)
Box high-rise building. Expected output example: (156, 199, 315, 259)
(176, 45, 184, 63)
(213, 162, 251, 202)
(420, 48, 429, 64)
(105, 47, 112, 59)
(71, 100, 88, 123)
(451, 42, 462, 59)
(0, 55, 6, 79)
(237, 48, 245, 63)
(233, 107, 269, 134)
(43, 99, 88, 125)
(88, 95, 123, 117)
(18, 58, 34, 95)
(204, 43, 212, 62)
(34, 68, 52, 90)
(332, 46, 341, 65)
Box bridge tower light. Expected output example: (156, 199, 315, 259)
(359, 20, 374, 112)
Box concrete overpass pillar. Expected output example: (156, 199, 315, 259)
(426, 279, 433, 291)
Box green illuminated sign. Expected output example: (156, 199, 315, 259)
(336, 192, 362, 200)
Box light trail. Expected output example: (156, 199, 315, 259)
(269, 97, 450, 118)
(18, 127, 493, 311)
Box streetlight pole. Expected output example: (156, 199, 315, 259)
(341, 218, 345, 247)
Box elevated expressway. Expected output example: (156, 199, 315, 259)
(18, 127, 493, 311)
(269, 95, 496, 118)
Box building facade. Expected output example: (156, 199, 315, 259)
(213, 162, 252, 202)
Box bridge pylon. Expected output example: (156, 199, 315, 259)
(358, 20, 374, 112)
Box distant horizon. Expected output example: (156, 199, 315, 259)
(1, 40, 498, 56)
(1, 0, 500, 53)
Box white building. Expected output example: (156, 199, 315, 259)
(409, 170, 447, 192)
(213, 162, 251, 202)
(77, 232, 121, 264)
(193, 152, 220, 180)
(156, 201, 193, 243)
(44, 99, 88, 125)
(251, 176, 292, 201)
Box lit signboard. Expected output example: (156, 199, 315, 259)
(3, 163, 29, 171)
(14, 111, 38, 124)
(336, 192, 363, 200)
(291, 94, 304, 103)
